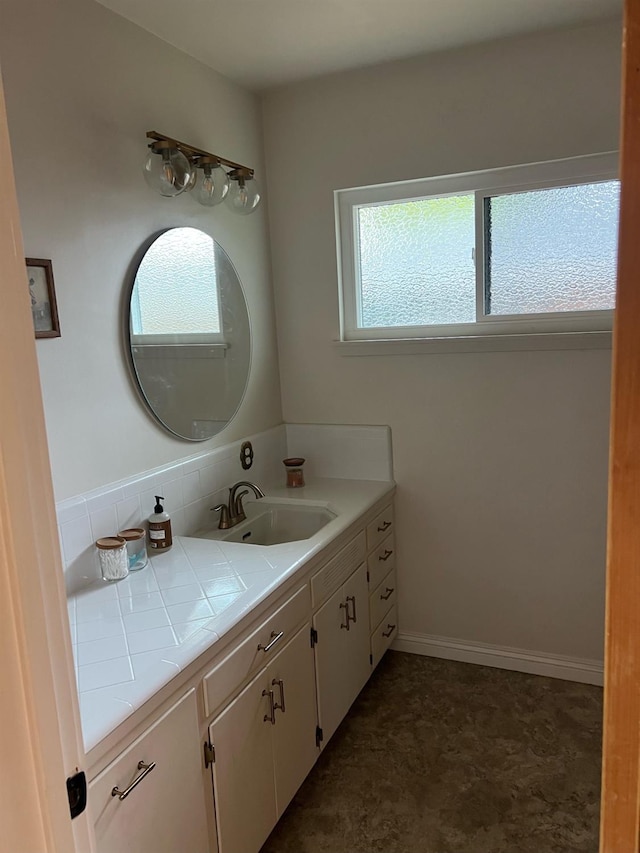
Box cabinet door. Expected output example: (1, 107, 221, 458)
(269, 622, 319, 817)
(209, 668, 276, 853)
(313, 582, 352, 745)
(343, 560, 372, 699)
(90, 689, 209, 853)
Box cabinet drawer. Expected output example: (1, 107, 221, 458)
(204, 584, 310, 717)
(90, 690, 209, 853)
(371, 605, 398, 668)
(311, 532, 366, 607)
(369, 568, 397, 631)
(367, 533, 395, 590)
(366, 505, 394, 552)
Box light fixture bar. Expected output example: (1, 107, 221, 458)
(146, 130, 253, 176)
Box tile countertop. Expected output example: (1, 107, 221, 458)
(69, 478, 395, 754)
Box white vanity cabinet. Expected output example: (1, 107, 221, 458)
(89, 689, 209, 853)
(208, 622, 318, 853)
(83, 488, 397, 853)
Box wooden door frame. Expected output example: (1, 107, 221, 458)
(0, 68, 95, 852)
(600, 2, 640, 850)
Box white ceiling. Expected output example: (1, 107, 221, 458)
(96, 0, 621, 91)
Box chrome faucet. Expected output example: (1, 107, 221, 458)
(212, 481, 266, 529)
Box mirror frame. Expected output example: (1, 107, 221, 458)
(123, 227, 252, 441)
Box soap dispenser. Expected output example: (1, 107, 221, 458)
(148, 495, 173, 552)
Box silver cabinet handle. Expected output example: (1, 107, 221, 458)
(111, 761, 156, 800)
(263, 688, 276, 725)
(377, 520, 392, 532)
(382, 624, 396, 638)
(339, 601, 350, 630)
(380, 587, 394, 601)
(346, 595, 357, 623)
(258, 630, 284, 652)
(272, 678, 286, 714)
(379, 549, 393, 562)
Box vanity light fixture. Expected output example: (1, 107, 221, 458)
(142, 130, 259, 214)
(226, 168, 261, 215)
(195, 156, 229, 207)
(142, 139, 192, 198)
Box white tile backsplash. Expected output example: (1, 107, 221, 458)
(285, 423, 392, 481)
(85, 486, 124, 514)
(115, 495, 142, 531)
(60, 515, 96, 592)
(60, 515, 93, 563)
(89, 505, 117, 541)
(181, 471, 201, 505)
(160, 478, 184, 512)
(58, 423, 392, 595)
(57, 496, 88, 525)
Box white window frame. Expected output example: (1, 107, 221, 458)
(335, 153, 619, 349)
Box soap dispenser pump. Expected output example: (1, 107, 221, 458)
(148, 495, 173, 552)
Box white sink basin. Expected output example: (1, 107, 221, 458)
(194, 500, 337, 546)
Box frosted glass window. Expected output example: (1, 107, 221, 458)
(131, 229, 221, 336)
(357, 195, 475, 327)
(486, 181, 619, 315)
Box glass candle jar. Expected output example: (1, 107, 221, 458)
(117, 528, 148, 571)
(283, 457, 306, 488)
(96, 536, 129, 582)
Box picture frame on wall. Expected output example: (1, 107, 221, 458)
(26, 258, 60, 339)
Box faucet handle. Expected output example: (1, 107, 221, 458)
(211, 503, 231, 529)
(234, 490, 249, 522)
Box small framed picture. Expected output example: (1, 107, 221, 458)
(26, 258, 60, 339)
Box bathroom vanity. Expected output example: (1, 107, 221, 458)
(74, 479, 396, 853)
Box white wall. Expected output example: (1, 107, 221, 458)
(0, 0, 282, 501)
(262, 20, 621, 663)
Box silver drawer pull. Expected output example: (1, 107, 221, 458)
(382, 624, 396, 638)
(346, 594, 357, 623)
(258, 630, 284, 652)
(380, 587, 394, 601)
(272, 678, 286, 714)
(377, 520, 392, 532)
(339, 601, 350, 630)
(263, 688, 276, 725)
(111, 760, 156, 800)
(379, 549, 393, 562)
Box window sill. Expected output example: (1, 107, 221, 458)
(334, 331, 612, 356)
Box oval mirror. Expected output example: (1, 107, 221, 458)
(127, 227, 251, 440)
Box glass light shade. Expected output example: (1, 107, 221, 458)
(142, 144, 192, 198)
(185, 163, 198, 192)
(195, 161, 229, 207)
(225, 172, 261, 215)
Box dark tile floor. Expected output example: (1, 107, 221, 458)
(261, 651, 602, 853)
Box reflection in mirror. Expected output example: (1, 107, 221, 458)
(127, 227, 251, 440)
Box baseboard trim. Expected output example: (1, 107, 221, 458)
(391, 631, 603, 686)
